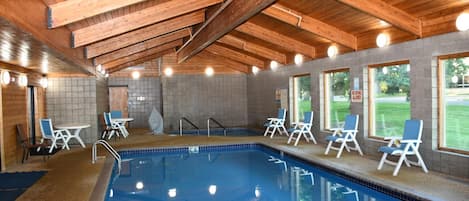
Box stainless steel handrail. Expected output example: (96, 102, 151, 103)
(92, 140, 121, 172)
(207, 117, 226, 137)
(179, 117, 200, 136)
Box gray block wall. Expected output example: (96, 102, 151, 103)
(46, 77, 107, 144)
(247, 31, 469, 178)
(162, 74, 248, 131)
(108, 77, 162, 128)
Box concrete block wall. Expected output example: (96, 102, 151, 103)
(163, 74, 248, 131)
(46, 77, 101, 143)
(247, 31, 469, 178)
(96, 77, 109, 134)
(108, 77, 162, 128)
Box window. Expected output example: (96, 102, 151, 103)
(438, 53, 469, 153)
(292, 75, 311, 122)
(324, 69, 350, 129)
(368, 61, 411, 138)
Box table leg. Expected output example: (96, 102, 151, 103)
(64, 128, 86, 148)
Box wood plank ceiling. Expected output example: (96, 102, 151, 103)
(0, 0, 468, 77)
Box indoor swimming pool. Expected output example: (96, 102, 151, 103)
(105, 144, 410, 201)
(169, 128, 262, 136)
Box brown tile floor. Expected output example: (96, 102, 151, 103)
(6, 129, 469, 201)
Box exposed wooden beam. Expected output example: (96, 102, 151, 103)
(72, 0, 222, 47)
(85, 10, 204, 58)
(218, 34, 287, 64)
(337, 0, 422, 37)
(177, 0, 276, 63)
(93, 29, 190, 65)
(236, 22, 315, 58)
(206, 43, 265, 68)
(47, 0, 147, 28)
(197, 51, 249, 73)
(263, 4, 357, 50)
(103, 39, 183, 69)
(108, 49, 175, 73)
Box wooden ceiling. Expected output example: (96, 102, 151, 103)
(0, 0, 467, 77)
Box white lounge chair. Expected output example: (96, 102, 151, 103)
(102, 112, 124, 139)
(377, 119, 428, 176)
(38, 119, 68, 153)
(263, 108, 288, 138)
(287, 111, 316, 146)
(325, 114, 363, 158)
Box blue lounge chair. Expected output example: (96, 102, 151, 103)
(263, 108, 288, 138)
(287, 111, 316, 146)
(377, 119, 428, 176)
(110, 110, 122, 118)
(102, 112, 124, 139)
(325, 114, 363, 158)
(38, 119, 68, 153)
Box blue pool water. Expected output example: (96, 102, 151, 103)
(105, 144, 403, 201)
(169, 128, 262, 136)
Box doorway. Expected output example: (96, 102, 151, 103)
(109, 86, 129, 118)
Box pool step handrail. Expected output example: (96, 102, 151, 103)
(92, 140, 121, 172)
(179, 117, 200, 136)
(207, 117, 226, 137)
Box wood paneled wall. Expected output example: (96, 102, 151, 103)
(0, 70, 45, 171)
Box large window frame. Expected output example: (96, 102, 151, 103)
(292, 74, 311, 123)
(437, 52, 469, 155)
(368, 60, 411, 139)
(323, 68, 351, 130)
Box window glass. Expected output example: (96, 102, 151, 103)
(439, 56, 469, 152)
(369, 63, 411, 137)
(293, 75, 311, 122)
(324, 70, 350, 129)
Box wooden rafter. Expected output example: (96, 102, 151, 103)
(236, 22, 315, 58)
(103, 39, 183, 69)
(108, 49, 175, 73)
(71, 0, 222, 47)
(93, 29, 190, 65)
(47, 0, 147, 28)
(85, 10, 204, 58)
(263, 4, 357, 50)
(218, 34, 287, 64)
(206, 43, 265, 68)
(177, 0, 276, 63)
(337, 0, 422, 37)
(197, 51, 249, 73)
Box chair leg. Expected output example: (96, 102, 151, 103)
(37, 139, 44, 152)
(393, 154, 407, 176)
(353, 139, 363, 156)
(336, 141, 347, 158)
(22, 148, 27, 163)
(294, 132, 302, 146)
(287, 131, 295, 144)
(415, 151, 429, 173)
(325, 141, 333, 155)
(377, 153, 388, 170)
(307, 131, 317, 144)
(270, 127, 277, 138)
(263, 127, 270, 136)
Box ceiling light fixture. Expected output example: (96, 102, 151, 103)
(456, 13, 469, 31)
(1, 71, 10, 85)
(327, 45, 338, 58)
(96, 64, 102, 72)
(18, 74, 28, 87)
(376, 33, 390, 48)
(164, 67, 173, 77)
(205, 67, 214, 77)
(270, 61, 279, 71)
(252, 66, 260, 75)
(132, 71, 140, 79)
(40, 77, 48, 88)
(294, 54, 304, 65)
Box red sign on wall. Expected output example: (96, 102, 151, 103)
(351, 90, 362, 103)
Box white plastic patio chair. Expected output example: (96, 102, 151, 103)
(102, 112, 124, 139)
(377, 119, 428, 176)
(324, 114, 363, 158)
(38, 118, 69, 153)
(287, 111, 316, 146)
(263, 108, 288, 138)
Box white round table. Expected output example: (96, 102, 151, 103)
(55, 123, 91, 148)
(111, 118, 134, 137)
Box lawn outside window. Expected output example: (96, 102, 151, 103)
(292, 74, 311, 122)
(323, 68, 350, 130)
(438, 53, 469, 154)
(368, 61, 411, 139)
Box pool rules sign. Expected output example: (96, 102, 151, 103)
(351, 90, 362, 103)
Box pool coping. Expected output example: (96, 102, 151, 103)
(92, 142, 435, 201)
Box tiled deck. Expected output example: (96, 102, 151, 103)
(7, 129, 469, 201)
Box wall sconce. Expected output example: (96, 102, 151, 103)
(132, 71, 140, 79)
(376, 33, 390, 48)
(18, 74, 28, 87)
(1, 70, 10, 85)
(456, 13, 469, 31)
(40, 77, 48, 88)
(270, 61, 279, 71)
(327, 45, 338, 58)
(294, 54, 304, 65)
(205, 67, 214, 77)
(252, 66, 260, 75)
(164, 67, 173, 77)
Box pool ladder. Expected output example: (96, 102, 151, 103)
(179, 117, 200, 136)
(207, 117, 226, 137)
(92, 140, 121, 172)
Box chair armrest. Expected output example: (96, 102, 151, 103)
(267, 118, 279, 121)
(400, 139, 422, 143)
(383, 136, 402, 141)
(341, 129, 358, 133)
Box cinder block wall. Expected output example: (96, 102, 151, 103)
(162, 74, 248, 131)
(108, 77, 162, 128)
(247, 31, 469, 178)
(46, 77, 108, 143)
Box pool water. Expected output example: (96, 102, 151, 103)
(169, 128, 262, 136)
(106, 145, 401, 201)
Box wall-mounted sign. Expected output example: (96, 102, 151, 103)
(351, 90, 362, 102)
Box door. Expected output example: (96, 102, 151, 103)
(109, 87, 128, 118)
